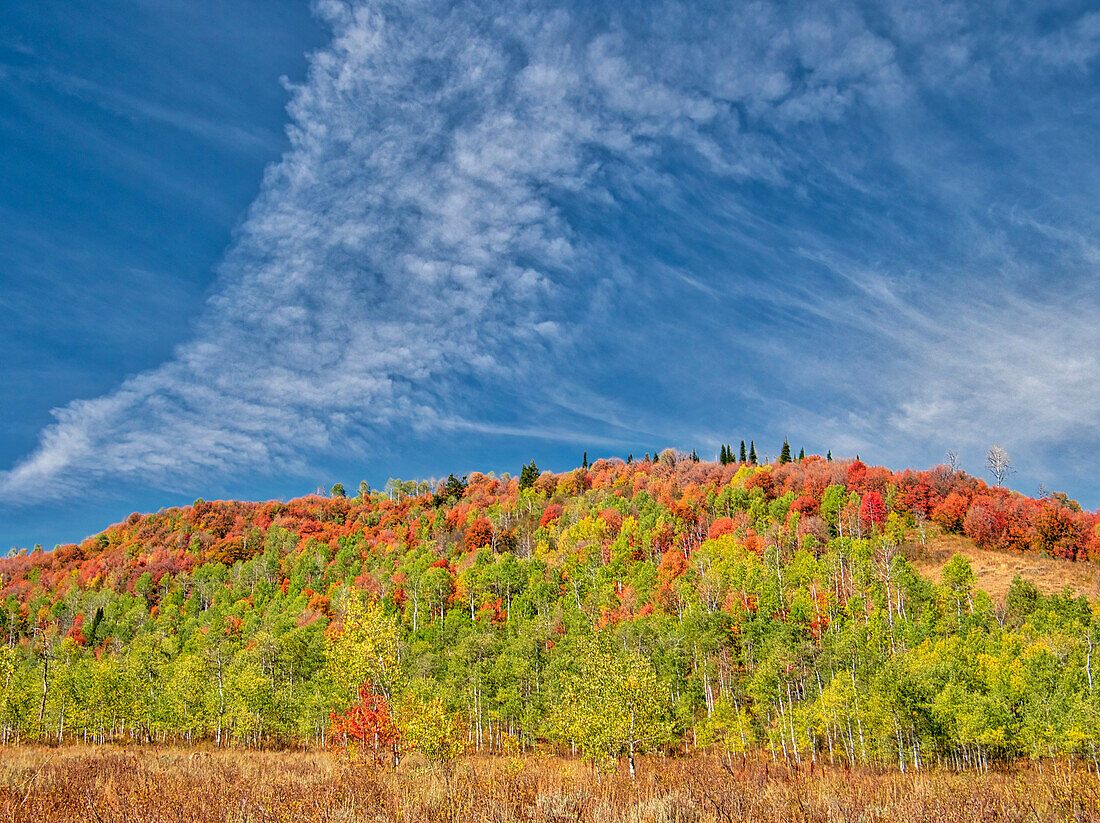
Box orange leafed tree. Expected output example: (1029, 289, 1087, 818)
(464, 518, 493, 552)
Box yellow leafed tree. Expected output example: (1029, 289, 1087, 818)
(550, 637, 671, 778)
(326, 595, 401, 703)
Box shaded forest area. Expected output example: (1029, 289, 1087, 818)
(1, 451, 1099, 774)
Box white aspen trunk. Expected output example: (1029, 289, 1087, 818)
(776, 704, 789, 765)
(703, 666, 714, 718)
(786, 682, 800, 765)
(1087, 635, 1094, 692)
(768, 710, 778, 763)
(849, 664, 867, 763)
(628, 707, 637, 779)
(894, 716, 905, 773)
(884, 570, 897, 652)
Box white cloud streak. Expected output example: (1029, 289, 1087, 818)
(3, 0, 1098, 503)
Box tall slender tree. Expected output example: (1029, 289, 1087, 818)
(987, 445, 1013, 486)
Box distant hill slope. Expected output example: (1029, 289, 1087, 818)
(0, 452, 1098, 765)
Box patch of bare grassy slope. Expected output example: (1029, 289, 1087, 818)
(911, 531, 1100, 603)
(2, 746, 1100, 823)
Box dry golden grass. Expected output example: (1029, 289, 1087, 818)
(1, 746, 1099, 823)
(909, 532, 1100, 603)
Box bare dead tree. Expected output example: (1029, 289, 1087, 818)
(913, 509, 927, 547)
(945, 449, 959, 472)
(986, 445, 1014, 486)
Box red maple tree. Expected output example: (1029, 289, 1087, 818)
(330, 685, 399, 766)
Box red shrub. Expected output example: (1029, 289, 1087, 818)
(859, 492, 887, 531)
(598, 509, 623, 535)
(708, 517, 735, 540)
(464, 518, 494, 552)
(539, 504, 563, 528)
(933, 492, 970, 533)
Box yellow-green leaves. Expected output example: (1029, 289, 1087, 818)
(395, 690, 465, 772)
(326, 595, 400, 702)
(549, 636, 671, 772)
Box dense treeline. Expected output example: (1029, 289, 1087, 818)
(1, 452, 1098, 774)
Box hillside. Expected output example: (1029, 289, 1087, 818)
(1, 451, 1098, 771)
(912, 533, 1100, 603)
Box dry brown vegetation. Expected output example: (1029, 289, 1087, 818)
(2, 747, 1100, 823)
(910, 532, 1100, 603)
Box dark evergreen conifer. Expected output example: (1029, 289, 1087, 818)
(740, 440, 747, 462)
(749, 441, 757, 464)
(519, 461, 539, 490)
(779, 440, 791, 464)
(437, 473, 467, 503)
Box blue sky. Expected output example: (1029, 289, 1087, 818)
(2, 0, 1098, 550)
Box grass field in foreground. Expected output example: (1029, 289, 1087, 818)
(2, 747, 1099, 823)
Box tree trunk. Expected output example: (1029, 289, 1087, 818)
(38, 655, 49, 742)
(629, 706, 637, 780)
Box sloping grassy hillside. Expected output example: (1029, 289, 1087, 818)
(912, 533, 1100, 603)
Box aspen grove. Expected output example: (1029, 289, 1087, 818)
(2, 452, 1099, 775)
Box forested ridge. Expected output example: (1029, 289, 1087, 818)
(2, 450, 1100, 774)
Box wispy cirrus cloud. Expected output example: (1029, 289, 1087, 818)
(3, 0, 1099, 506)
